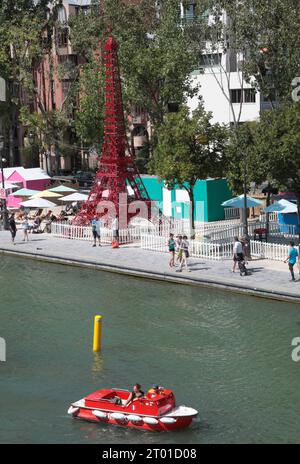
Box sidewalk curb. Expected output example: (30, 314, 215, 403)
(1, 247, 300, 304)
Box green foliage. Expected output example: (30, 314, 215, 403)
(255, 103, 300, 197)
(224, 122, 263, 195)
(149, 104, 228, 230)
(201, 0, 300, 103)
(19, 106, 69, 151)
(74, 59, 104, 149)
(70, 0, 205, 126)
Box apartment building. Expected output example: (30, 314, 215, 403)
(181, 3, 271, 125)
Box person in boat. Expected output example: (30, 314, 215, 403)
(122, 384, 144, 407)
(148, 384, 164, 398)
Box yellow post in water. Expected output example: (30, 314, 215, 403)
(93, 315, 103, 352)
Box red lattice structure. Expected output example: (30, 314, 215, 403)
(73, 33, 153, 227)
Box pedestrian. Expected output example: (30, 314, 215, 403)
(232, 236, 243, 272)
(112, 215, 119, 241)
(176, 235, 183, 266)
(167, 233, 175, 268)
(91, 215, 101, 247)
(8, 213, 17, 244)
(240, 236, 248, 264)
(177, 235, 191, 272)
(284, 241, 299, 281)
(22, 215, 29, 242)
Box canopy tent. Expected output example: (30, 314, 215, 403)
(61, 192, 89, 202)
(20, 198, 56, 208)
(31, 190, 62, 199)
(222, 195, 263, 209)
(263, 199, 298, 214)
(49, 185, 77, 194)
(11, 188, 40, 197)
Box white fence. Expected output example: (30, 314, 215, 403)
(250, 241, 289, 261)
(51, 221, 293, 262)
(224, 207, 240, 220)
(51, 222, 141, 244)
(259, 212, 279, 222)
(141, 234, 291, 262)
(141, 234, 233, 261)
(51, 219, 242, 242)
(207, 221, 298, 242)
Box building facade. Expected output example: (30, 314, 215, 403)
(182, 3, 272, 125)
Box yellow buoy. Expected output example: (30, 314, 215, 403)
(93, 315, 103, 352)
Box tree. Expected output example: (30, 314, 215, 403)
(254, 103, 300, 249)
(69, 0, 207, 162)
(224, 121, 267, 194)
(0, 1, 51, 164)
(149, 105, 228, 236)
(199, 0, 300, 105)
(74, 58, 105, 151)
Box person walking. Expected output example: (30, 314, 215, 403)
(91, 216, 101, 247)
(175, 235, 183, 266)
(167, 233, 176, 268)
(8, 213, 17, 244)
(177, 235, 190, 272)
(232, 236, 243, 272)
(22, 215, 29, 242)
(112, 215, 119, 241)
(284, 241, 299, 281)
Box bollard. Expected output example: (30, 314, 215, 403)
(93, 315, 103, 352)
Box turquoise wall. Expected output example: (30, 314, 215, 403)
(205, 178, 232, 221)
(141, 176, 163, 203)
(141, 175, 232, 222)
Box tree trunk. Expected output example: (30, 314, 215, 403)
(188, 187, 195, 240)
(297, 196, 300, 259)
(266, 188, 271, 242)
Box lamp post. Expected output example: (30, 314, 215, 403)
(0, 135, 9, 230)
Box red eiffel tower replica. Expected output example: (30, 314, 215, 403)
(73, 33, 153, 227)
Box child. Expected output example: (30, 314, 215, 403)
(167, 233, 175, 267)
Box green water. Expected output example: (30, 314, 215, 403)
(0, 255, 300, 444)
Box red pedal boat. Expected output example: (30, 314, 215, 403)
(67, 388, 198, 432)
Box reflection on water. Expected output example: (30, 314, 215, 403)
(0, 255, 300, 444)
(91, 353, 104, 378)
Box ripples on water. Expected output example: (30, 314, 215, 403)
(0, 256, 300, 444)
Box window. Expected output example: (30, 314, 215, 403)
(58, 55, 78, 66)
(244, 89, 256, 103)
(62, 80, 72, 100)
(183, 3, 196, 22)
(230, 89, 242, 104)
(75, 6, 90, 16)
(51, 80, 56, 110)
(262, 89, 277, 102)
(230, 89, 256, 104)
(57, 5, 67, 24)
(56, 27, 69, 48)
(200, 53, 222, 67)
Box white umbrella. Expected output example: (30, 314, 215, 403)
(263, 199, 298, 214)
(61, 192, 89, 202)
(20, 198, 57, 208)
(11, 188, 40, 197)
(222, 195, 263, 208)
(31, 190, 62, 198)
(49, 185, 77, 194)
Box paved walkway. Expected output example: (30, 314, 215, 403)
(0, 231, 299, 303)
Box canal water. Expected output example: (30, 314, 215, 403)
(0, 255, 300, 444)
